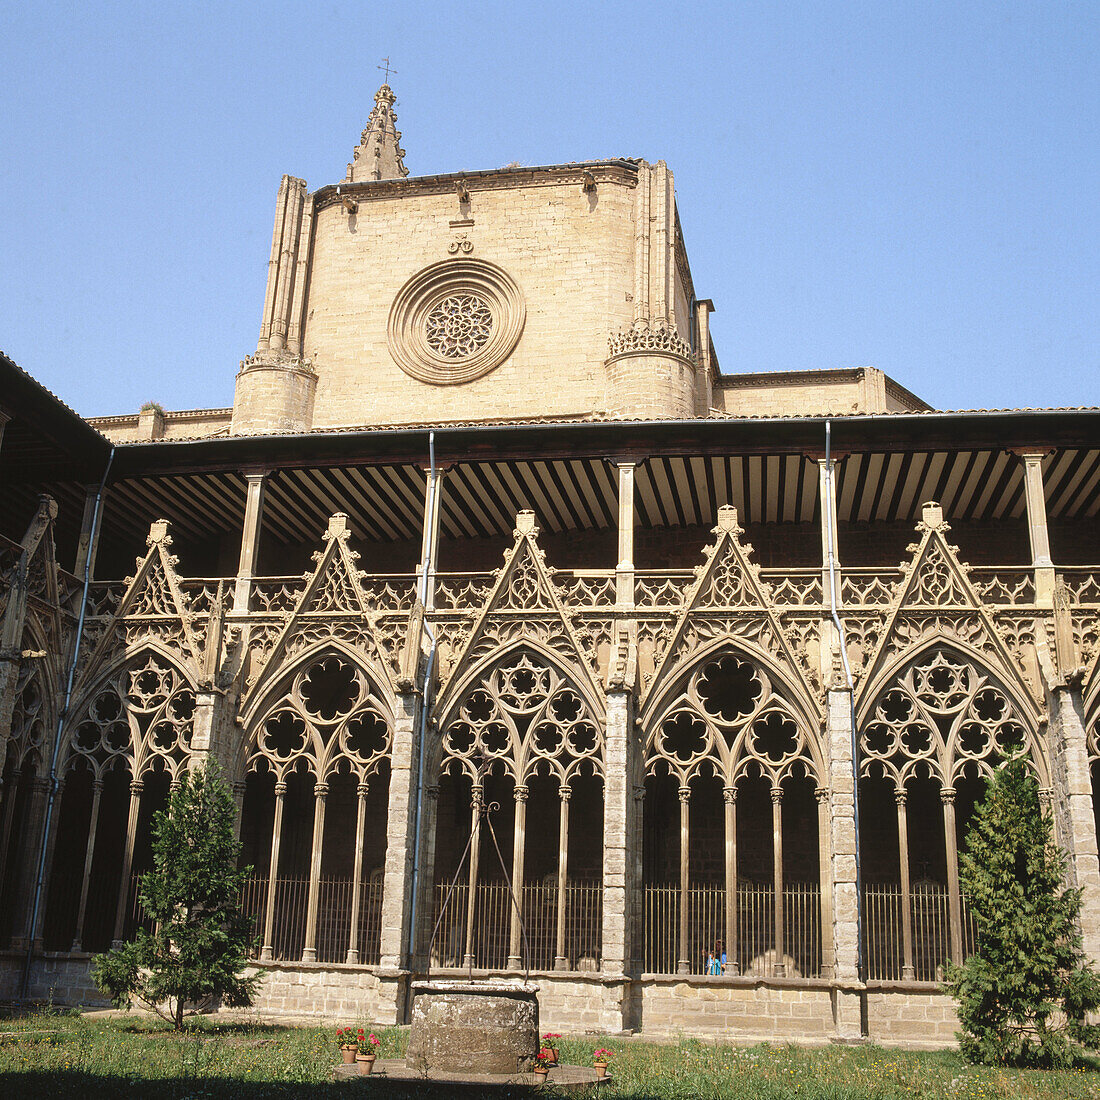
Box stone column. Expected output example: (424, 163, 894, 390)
(896, 788, 916, 980)
(507, 784, 529, 969)
(1048, 684, 1100, 962)
(346, 781, 369, 964)
(73, 482, 107, 589)
(463, 786, 483, 969)
(771, 786, 786, 976)
(9, 774, 50, 951)
(378, 691, 422, 970)
(601, 690, 635, 977)
(677, 785, 691, 975)
(300, 780, 328, 963)
(941, 787, 963, 963)
(723, 785, 739, 975)
(259, 780, 286, 962)
(111, 778, 144, 947)
(71, 777, 104, 951)
(233, 472, 268, 614)
(815, 786, 834, 979)
(827, 681, 864, 1038)
(615, 463, 636, 609)
(31, 774, 66, 953)
(1017, 451, 1055, 606)
(554, 784, 571, 970)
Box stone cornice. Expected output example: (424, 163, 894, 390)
(313, 159, 640, 213)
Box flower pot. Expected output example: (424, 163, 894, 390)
(534, 1067, 549, 1082)
(341, 1046, 357, 1064)
(544, 1048, 558, 1065)
(356, 1053, 377, 1076)
(594, 1059, 608, 1078)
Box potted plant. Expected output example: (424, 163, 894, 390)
(533, 1047, 553, 1082)
(356, 1032, 381, 1075)
(593, 1047, 614, 1078)
(541, 1032, 561, 1064)
(336, 1026, 359, 1064)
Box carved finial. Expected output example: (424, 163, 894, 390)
(347, 82, 409, 182)
(716, 505, 740, 533)
(147, 519, 171, 546)
(514, 510, 538, 537)
(326, 513, 350, 539)
(921, 501, 944, 529)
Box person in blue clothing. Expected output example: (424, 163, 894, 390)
(705, 939, 727, 975)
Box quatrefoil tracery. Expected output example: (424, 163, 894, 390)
(861, 648, 1034, 787)
(249, 654, 391, 783)
(646, 653, 816, 788)
(67, 654, 195, 781)
(441, 651, 603, 785)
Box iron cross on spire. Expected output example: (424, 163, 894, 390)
(378, 57, 397, 83)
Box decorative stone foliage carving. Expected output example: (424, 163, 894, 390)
(440, 648, 603, 786)
(387, 259, 525, 385)
(606, 321, 692, 363)
(645, 651, 821, 788)
(247, 652, 391, 784)
(860, 647, 1046, 788)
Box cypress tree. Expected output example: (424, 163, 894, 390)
(92, 759, 260, 1029)
(945, 756, 1100, 1066)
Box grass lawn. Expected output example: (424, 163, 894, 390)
(0, 1009, 1097, 1099)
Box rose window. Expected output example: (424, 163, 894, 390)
(424, 294, 494, 359)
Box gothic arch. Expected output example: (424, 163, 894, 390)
(61, 646, 198, 783)
(434, 642, 605, 786)
(643, 641, 824, 789)
(858, 641, 1048, 790)
(243, 642, 394, 784)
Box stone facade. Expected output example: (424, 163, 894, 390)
(2, 83, 1100, 1053)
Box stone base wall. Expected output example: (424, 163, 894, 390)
(865, 985, 960, 1048)
(0, 952, 109, 1007)
(638, 977, 836, 1043)
(0, 954, 959, 1048)
(245, 963, 402, 1023)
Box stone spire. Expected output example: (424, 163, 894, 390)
(346, 84, 409, 182)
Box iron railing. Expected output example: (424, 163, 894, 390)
(429, 881, 602, 971)
(643, 883, 822, 977)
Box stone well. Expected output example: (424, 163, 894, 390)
(406, 980, 539, 1074)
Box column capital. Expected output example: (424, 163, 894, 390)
(274, 780, 288, 797)
(814, 786, 829, 804)
(939, 786, 956, 805)
(425, 783, 440, 802)
(678, 785, 692, 804)
(770, 786, 784, 804)
(129, 778, 144, 796)
(558, 783, 572, 803)
(241, 467, 271, 483)
(894, 787, 908, 807)
(314, 781, 329, 799)
(723, 785, 738, 805)
(514, 784, 529, 803)
(356, 782, 371, 798)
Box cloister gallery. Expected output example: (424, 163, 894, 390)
(1, 83, 1099, 1044)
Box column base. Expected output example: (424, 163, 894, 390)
(110, 939, 124, 951)
(554, 956, 569, 971)
(902, 965, 916, 980)
(346, 949, 360, 965)
(676, 960, 690, 975)
(462, 954, 475, 969)
(506, 955, 522, 970)
(259, 945, 273, 962)
(301, 947, 317, 963)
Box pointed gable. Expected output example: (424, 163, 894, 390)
(642, 505, 815, 713)
(435, 511, 604, 719)
(855, 501, 1038, 713)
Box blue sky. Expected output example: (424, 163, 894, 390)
(2, 1, 1097, 416)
